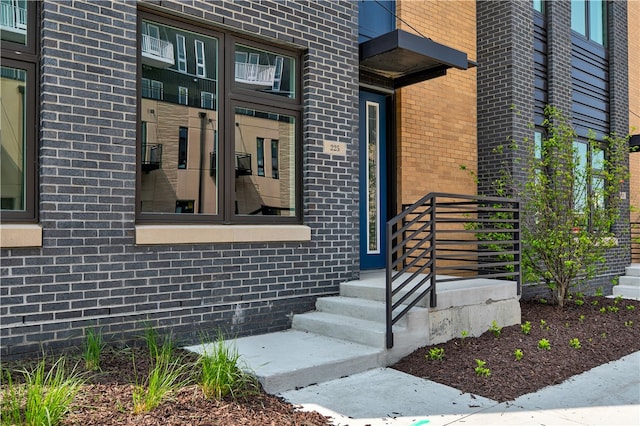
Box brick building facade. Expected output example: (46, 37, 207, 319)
(1, 0, 360, 358)
(1, 0, 637, 358)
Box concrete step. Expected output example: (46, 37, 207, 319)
(316, 296, 389, 323)
(619, 276, 640, 287)
(185, 271, 521, 394)
(341, 273, 518, 309)
(315, 296, 428, 328)
(292, 311, 393, 348)
(612, 285, 640, 300)
(625, 264, 640, 277)
(185, 330, 383, 394)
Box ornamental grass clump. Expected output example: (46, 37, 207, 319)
(132, 332, 192, 414)
(82, 328, 105, 371)
(1, 356, 84, 426)
(197, 336, 259, 400)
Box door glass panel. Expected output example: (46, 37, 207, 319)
(234, 107, 296, 216)
(366, 101, 380, 254)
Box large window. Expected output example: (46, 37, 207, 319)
(533, 129, 606, 231)
(573, 139, 605, 230)
(137, 13, 301, 223)
(571, 0, 606, 45)
(1, 0, 37, 222)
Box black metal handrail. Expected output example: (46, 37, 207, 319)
(632, 221, 640, 263)
(385, 192, 521, 348)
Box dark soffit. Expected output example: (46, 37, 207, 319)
(359, 29, 472, 91)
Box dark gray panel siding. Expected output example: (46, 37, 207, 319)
(571, 36, 609, 138)
(533, 12, 547, 126)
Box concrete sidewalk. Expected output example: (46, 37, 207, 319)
(280, 351, 640, 426)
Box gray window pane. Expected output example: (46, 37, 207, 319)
(0, 65, 27, 211)
(234, 107, 296, 216)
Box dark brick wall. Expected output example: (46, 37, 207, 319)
(0, 0, 359, 358)
(605, 0, 631, 276)
(476, 0, 534, 197)
(547, 0, 572, 114)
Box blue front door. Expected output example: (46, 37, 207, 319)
(359, 91, 388, 269)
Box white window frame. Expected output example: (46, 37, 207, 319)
(201, 91, 214, 109)
(176, 34, 186, 73)
(178, 86, 188, 105)
(195, 39, 206, 77)
(142, 77, 163, 100)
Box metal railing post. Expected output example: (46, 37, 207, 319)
(429, 195, 437, 307)
(386, 220, 394, 349)
(514, 200, 521, 295)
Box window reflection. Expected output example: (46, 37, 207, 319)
(588, 0, 605, 45)
(1, 65, 27, 210)
(234, 44, 295, 98)
(140, 21, 219, 214)
(234, 107, 296, 216)
(0, 0, 27, 45)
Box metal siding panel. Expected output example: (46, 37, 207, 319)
(571, 34, 608, 138)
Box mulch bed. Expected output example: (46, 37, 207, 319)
(2, 295, 638, 424)
(392, 295, 640, 402)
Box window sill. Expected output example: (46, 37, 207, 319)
(135, 224, 311, 245)
(0, 224, 43, 248)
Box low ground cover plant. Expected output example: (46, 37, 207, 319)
(474, 359, 490, 377)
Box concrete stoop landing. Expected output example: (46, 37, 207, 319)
(612, 264, 640, 300)
(186, 271, 521, 394)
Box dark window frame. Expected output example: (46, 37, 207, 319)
(178, 127, 188, 169)
(256, 137, 265, 177)
(573, 138, 606, 232)
(571, 0, 607, 46)
(1, 1, 39, 223)
(271, 139, 279, 179)
(136, 8, 303, 225)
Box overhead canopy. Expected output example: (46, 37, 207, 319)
(359, 29, 474, 91)
(630, 134, 640, 152)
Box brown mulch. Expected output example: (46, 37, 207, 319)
(392, 295, 640, 402)
(2, 346, 332, 426)
(2, 296, 638, 424)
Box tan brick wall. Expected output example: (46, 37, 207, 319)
(395, 0, 477, 210)
(629, 1, 640, 223)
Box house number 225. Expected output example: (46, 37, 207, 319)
(323, 140, 347, 156)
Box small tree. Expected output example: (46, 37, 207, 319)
(515, 107, 629, 307)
